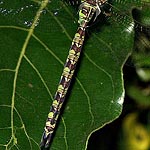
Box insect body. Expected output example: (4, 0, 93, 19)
(40, 0, 107, 149)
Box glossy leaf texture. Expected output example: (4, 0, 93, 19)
(0, 0, 143, 150)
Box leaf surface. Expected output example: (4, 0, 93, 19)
(0, 0, 142, 149)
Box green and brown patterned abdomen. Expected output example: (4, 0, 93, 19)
(40, 0, 107, 148)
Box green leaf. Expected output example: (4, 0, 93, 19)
(0, 0, 143, 150)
